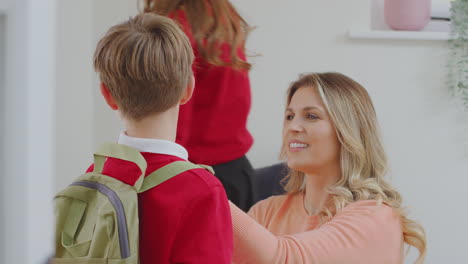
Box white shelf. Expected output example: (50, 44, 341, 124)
(348, 28, 451, 41)
(360, 2, 452, 41)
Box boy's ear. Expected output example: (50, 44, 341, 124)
(100, 83, 119, 110)
(180, 75, 195, 105)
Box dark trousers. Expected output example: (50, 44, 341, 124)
(212, 156, 256, 212)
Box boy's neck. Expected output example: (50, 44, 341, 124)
(124, 106, 179, 142)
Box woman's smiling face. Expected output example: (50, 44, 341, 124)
(282, 86, 341, 174)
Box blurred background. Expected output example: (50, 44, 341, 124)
(1, 0, 467, 263)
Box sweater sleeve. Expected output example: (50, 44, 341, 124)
(231, 200, 404, 264)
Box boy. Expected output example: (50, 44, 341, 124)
(91, 13, 232, 263)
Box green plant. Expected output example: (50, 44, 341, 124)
(448, 0, 468, 108)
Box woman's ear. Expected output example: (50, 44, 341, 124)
(180, 75, 195, 105)
(100, 83, 119, 110)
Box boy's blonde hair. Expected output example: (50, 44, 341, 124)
(94, 13, 194, 120)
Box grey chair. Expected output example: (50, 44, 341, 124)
(254, 163, 288, 203)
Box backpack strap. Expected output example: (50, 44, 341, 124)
(138, 161, 214, 193)
(93, 142, 147, 191)
(61, 199, 91, 257)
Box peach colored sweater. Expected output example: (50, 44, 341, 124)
(231, 192, 404, 264)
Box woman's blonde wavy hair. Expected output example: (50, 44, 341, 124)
(281, 72, 426, 264)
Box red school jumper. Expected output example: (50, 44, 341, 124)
(87, 133, 233, 263)
(172, 10, 254, 165)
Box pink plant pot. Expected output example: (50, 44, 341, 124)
(384, 0, 431, 31)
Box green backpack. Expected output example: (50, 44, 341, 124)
(51, 143, 214, 264)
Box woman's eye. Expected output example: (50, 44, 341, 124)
(285, 114, 294, 120)
(307, 113, 318, 120)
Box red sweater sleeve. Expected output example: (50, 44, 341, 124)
(171, 177, 233, 263)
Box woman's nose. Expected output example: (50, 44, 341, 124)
(287, 118, 304, 132)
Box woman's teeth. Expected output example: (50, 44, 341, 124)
(290, 143, 309, 148)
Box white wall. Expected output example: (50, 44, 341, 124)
(2, 2, 28, 262)
(0, 10, 6, 263)
(234, 0, 468, 263)
(2, 0, 57, 263)
(55, 0, 94, 190)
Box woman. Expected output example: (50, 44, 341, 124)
(230, 72, 426, 263)
(143, 0, 256, 211)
